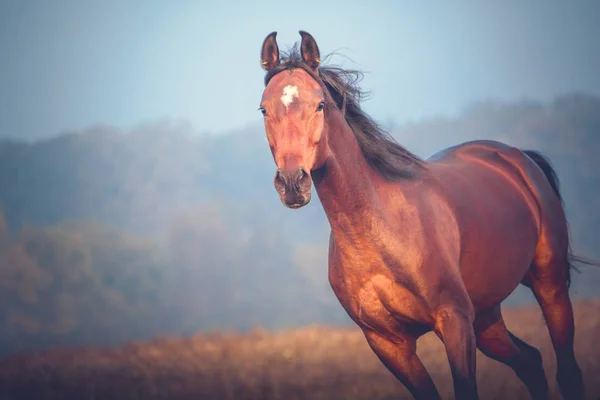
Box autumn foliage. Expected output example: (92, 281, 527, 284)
(0, 95, 598, 398)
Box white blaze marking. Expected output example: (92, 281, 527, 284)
(281, 85, 299, 108)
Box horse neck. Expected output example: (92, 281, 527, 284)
(313, 109, 386, 238)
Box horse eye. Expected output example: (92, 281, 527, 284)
(316, 102, 325, 112)
(258, 107, 267, 116)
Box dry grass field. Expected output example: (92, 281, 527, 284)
(0, 300, 598, 400)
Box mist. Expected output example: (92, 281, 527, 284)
(0, 93, 598, 357)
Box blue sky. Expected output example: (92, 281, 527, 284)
(1, 0, 599, 140)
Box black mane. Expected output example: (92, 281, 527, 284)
(264, 43, 426, 180)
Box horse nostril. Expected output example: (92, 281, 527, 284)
(297, 168, 311, 188)
(274, 169, 286, 190)
(275, 168, 311, 193)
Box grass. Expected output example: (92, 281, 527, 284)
(0, 300, 598, 399)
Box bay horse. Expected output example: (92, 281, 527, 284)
(257, 31, 598, 400)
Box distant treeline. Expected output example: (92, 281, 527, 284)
(0, 207, 346, 356)
(0, 93, 599, 356)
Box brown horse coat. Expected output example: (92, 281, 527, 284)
(258, 31, 595, 400)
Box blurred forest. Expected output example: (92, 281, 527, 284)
(0, 93, 599, 357)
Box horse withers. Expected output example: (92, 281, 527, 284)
(257, 30, 598, 400)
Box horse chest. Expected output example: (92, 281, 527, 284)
(328, 248, 431, 333)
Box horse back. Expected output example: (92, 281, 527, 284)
(423, 140, 557, 309)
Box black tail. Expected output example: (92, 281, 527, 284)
(523, 149, 600, 288)
(522, 150, 564, 206)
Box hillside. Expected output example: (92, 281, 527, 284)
(1, 94, 599, 249)
(0, 93, 598, 357)
(0, 300, 598, 400)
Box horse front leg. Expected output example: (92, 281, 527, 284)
(362, 328, 441, 400)
(434, 305, 479, 400)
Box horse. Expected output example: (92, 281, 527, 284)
(257, 30, 598, 400)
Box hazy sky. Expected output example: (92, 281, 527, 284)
(1, 1, 599, 140)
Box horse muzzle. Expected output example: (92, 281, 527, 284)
(274, 167, 312, 209)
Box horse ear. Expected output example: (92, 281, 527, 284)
(299, 30, 321, 71)
(260, 32, 280, 71)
